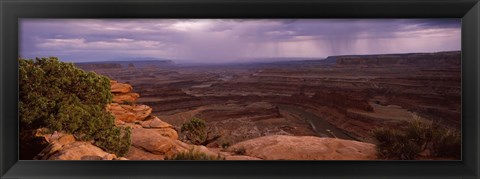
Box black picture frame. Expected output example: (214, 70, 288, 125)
(1, 0, 479, 178)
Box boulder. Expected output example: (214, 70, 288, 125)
(113, 93, 140, 103)
(227, 135, 377, 160)
(107, 103, 152, 123)
(110, 80, 133, 93)
(140, 116, 173, 128)
(130, 127, 189, 158)
(139, 116, 178, 140)
(152, 128, 179, 140)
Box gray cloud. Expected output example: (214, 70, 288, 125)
(20, 19, 461, 63)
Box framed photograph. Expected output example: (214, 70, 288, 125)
(1, 0, 479, 178)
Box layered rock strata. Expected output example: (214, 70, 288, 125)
(110, 80, 140, 103)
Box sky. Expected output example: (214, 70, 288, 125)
(19, 19, 461, 63)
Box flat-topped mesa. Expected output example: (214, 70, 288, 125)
(334, 51, 461, 67)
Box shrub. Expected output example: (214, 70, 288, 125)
(19, 57, 130, 157)
(165, 149, 225, 160)
(431, 129, 461, 158)
(180, 117, 221, 145)
(233, 147, 247, 155)
(404, 118, 434, 152)
(181, 118, 207, 144)
(94, 126, 132, 157)
(373, 116, 461, 160)
(373, 127, 422, 160)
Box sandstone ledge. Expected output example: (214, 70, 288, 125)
(228, 135, 377, 160)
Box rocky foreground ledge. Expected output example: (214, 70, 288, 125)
(227, 135, 377, 160)
(34, 80, 377, 160)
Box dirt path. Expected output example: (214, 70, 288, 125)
(277, 104, 356, 140)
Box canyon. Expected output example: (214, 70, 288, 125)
(24, 51, 461, 160)
(77, 51, 460, 145)
(32, 79, 377, 160)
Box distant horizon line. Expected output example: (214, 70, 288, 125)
(20, 50, 461, 64)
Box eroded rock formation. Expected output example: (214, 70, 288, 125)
(34, 130, 126, 160)
(107, 81, 219, 160)
(107, 103, 152, 123)
(110, 80, 140, 103)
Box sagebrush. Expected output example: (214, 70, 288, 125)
(373, 116, 460, 160)
(180, 117, 221, 145)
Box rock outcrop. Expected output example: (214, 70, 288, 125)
(34, 132, 124, 160)
(139, 116, 178, 140)
(125, 127, 218, 160)
(47, 142, 116, 160)
(128, 127, 188, 156)
(110, 80, 140, 103)
(113, 93, 140, 103)
(107, 103, 152, 123)
(227, 135, 377, 160)
(34, 80, 182, 160)
(109, 80, 218, 160)
(111, 80, 133, 93)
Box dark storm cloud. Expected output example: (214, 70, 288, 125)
(409, 19, 461, 29)
(20, 19, 461, 63)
